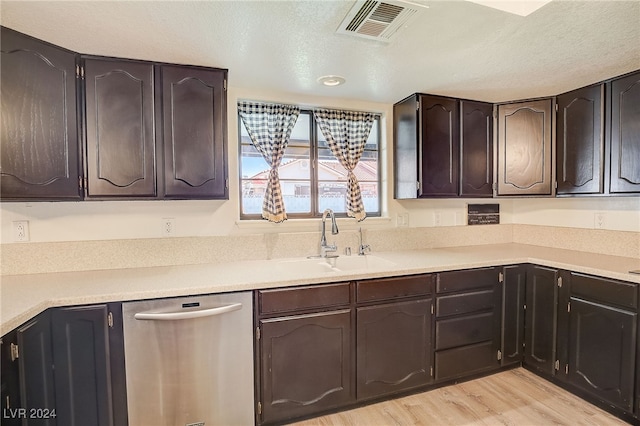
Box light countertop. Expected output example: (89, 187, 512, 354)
(2, 243, 639, 336)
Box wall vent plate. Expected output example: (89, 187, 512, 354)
(336, 0, 427, 42)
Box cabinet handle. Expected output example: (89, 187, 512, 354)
(134, 303, 242, 321)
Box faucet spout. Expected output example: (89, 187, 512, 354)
(320, 209, 339, 257)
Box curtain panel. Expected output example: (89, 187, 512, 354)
(314, 109, 378, 221)
(238, 101, 300, 222)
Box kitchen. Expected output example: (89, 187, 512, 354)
(1, 1, 640, 425)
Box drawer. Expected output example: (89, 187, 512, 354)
(356, 274, 432, 303)
(435, 311, 495, 350)
(437, 267, 497, 293)
(435, 341, 497, 382)
(436, 289, 496, 318)
(569, 272, 638, 310)
(258, 282, 351, 315)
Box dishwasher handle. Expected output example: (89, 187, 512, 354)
(134, 302, 242, 321)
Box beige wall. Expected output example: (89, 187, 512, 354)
(1, 86, 639, 246)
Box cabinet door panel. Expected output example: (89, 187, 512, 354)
(51, 305, 113, 426)
(17, 312, 57, 426)
(435, 341, 497, 381)
(419, 95, 459, 196)
(356, 299, 432, 400)
(568, 298, 636, 412)
(461, 100, 493, 197)
(435, 311, 494, 350)
(84, 58, 156, 197)
(498, 99, 553, 195)
(162, 65, 227, 198)
(436, 290, 495, 318)
(1, 27, 81, 200)
(556, 85, 603, 194)
(260, 310, 353, 424)
(437, 267, 497, 293)
(502, 265, 526, 366)
(610, 72, 640, 193)
(393, 95, 419, 199)
(524, 266, 557, 375)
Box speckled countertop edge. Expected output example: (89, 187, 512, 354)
(2, 243, 639, 336)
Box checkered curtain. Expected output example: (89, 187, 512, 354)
(314, 109, 377, 221)
(238, 101, 300, 222)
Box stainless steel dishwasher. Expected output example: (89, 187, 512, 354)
(122, 291, 254, 426)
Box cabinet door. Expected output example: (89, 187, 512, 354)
(1, 26, 81, 201)
(161, 65, 227, 199)
(524, 266, 558, 376)
(84, 58, 156, 197)
(497, 99, 553, 195)
(259, 310, 353, 424)
(17, 312, 57, 426)
(460, 100, 493, 197)
(567, 298, 636, 412)
(419, 95, 459, 196)
(1, 331, 21, 426)
(393, 95, 419, 199)
(556, 85, 603, 195)
(356, 298, 432, 400)
(502, 265, 526, 366)
(51, 305, 115, 426)
(610, 71, 640, 193)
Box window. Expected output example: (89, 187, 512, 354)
(240, 109, 381, 219)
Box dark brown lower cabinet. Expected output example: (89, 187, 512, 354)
(16, 312, 57, 426)
(434, 268, 502, 382)
(566, 298, 636, 412)
(356, 298, 432, 400)
(0, 304, 127, 426)
(258, 310, 353, 424)
(51, 304, 127, 426)
(524, 265, 558, 376)
(501, 265, 526, 366)
(556, 272, 638, 415)
(1, 330, 22, 426)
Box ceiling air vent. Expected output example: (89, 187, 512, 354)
(337, 0, 426, 42)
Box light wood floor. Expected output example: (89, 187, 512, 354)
(292, 368, 631, 426)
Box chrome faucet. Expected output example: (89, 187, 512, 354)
(358, 227, 371, 256)
(320, 208, 339, 257)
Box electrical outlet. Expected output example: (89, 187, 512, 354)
(13, 221, 30, 242)
(396, 213, 409, 227)
(162, 218, 175, 236)
(594, 212, 606, 229)
(433, 211, 441, 227)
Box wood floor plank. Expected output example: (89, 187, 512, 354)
(291, 368, 631, 426)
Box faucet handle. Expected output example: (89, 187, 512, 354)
(358, 244, 371, 256)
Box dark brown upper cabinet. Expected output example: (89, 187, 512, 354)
(556, 85, 604, 195)
(460, 100, 493, 197)
(0, 26, 82, 201)
(419, 95, 460, 197)
(393, 94, 492, 199)
(83, 57, 229, 200)
(160, 65, 228, 199)
(609, 71, 640, 194)
(83, 57, 157, 198)
(497, 99, 553, 196)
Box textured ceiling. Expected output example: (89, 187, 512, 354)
(1, 0, 639, 104)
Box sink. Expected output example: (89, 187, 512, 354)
(275, 258, 338, 274)
(323, 255, 397, 271)
(275, 255, 397, 274)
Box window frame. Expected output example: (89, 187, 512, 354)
(238, 108, 381, 220)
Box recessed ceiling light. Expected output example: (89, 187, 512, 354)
(317, 75, 346, 87)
